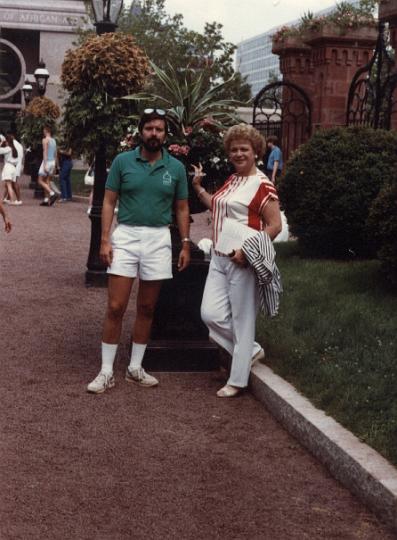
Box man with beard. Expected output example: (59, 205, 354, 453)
(87, 109, 191, 394)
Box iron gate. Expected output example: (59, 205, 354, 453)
(252, 81, 312, 161)
(347, 22, 397, 129)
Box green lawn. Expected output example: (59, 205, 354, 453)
(257, 242, 397, 465)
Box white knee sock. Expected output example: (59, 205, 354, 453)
(129, 342, 147, 371)
(101, 342, 117, 375)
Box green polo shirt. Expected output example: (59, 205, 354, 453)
(106, 147, 188, 227)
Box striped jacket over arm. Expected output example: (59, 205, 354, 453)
(242, 231, 282, 317)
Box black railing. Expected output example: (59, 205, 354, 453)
(347, 22, 397, 129)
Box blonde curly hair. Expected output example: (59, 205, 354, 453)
(223, 124, 266, 157)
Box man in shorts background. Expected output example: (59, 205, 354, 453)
(87, 109, 191, 394)
(38, 126, 58, 206)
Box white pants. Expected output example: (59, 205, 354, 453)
(201, 254, 261, 388)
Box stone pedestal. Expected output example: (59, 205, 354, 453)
(272, 25, 378, 131)
(144, 243, 220, 371)
(303, 25, 378, 128)
(272, 37, 313, 91)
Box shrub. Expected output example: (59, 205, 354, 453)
(278, 127, 397, 258)
(17, 96, 59, 152)
(368, 182, 397, 285)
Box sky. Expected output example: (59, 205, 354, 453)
(159, 0, 344, 44)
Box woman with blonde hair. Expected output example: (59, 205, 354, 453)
(192, 124, 282, 398)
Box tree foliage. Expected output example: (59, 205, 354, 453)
(119, 0, 251, 100)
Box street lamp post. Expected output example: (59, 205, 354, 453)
(34, 61, 50, 96)
(22, 81, 33, 105)
(86, 0, 124, 287)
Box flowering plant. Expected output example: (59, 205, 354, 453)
(272, 25, 301, 43)
(272, 1, 376, 43)
(167, 121, 232, 196)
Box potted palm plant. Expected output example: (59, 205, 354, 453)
(123, 61, 242, 212)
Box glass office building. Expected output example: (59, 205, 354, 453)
(236, 28, 282, 98)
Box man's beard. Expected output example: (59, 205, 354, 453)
(142, 137, 163, 153)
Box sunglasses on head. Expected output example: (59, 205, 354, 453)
(143, 108, 166, 116)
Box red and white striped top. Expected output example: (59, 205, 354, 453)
(211, 169, 279, 248)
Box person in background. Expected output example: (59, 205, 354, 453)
(192, 124, 282, 398)
(38, 126, 58, 206)
(2, 133, 23, 205)
(58, 146, 73, 202)
(0, 199, 11, 233)
(266, 135, 283, 184)
(0, 135, 19, 205)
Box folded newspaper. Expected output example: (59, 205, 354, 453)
(215, 217, 258, 255)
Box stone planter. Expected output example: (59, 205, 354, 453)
(272, 36, 311, 55)
(303, 24, 378, 46)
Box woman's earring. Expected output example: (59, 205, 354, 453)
(255, 155, 258, 159)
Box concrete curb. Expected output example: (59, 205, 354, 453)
(71, 195, 89, 203)
(249, 363, 397, 532)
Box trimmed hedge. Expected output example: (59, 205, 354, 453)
(369, 182, 397, 286)
(278, 127, 397, 259)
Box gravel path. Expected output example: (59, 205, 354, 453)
(0, 178, 394, 539)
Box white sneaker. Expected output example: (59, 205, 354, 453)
(251, 348, 265, 366)
(87, 372, 115, 394)
(125, 367, 158, 387)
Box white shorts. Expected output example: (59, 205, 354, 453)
(1, 163, 17, 182)
(38, 160, 56, 176)
(107, 224, 172, 280)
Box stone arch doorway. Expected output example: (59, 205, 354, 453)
(0, 38, 26, 131)
(252, 81, 312, 162)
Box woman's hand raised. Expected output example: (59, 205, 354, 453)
(191, 163, 204, 188)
